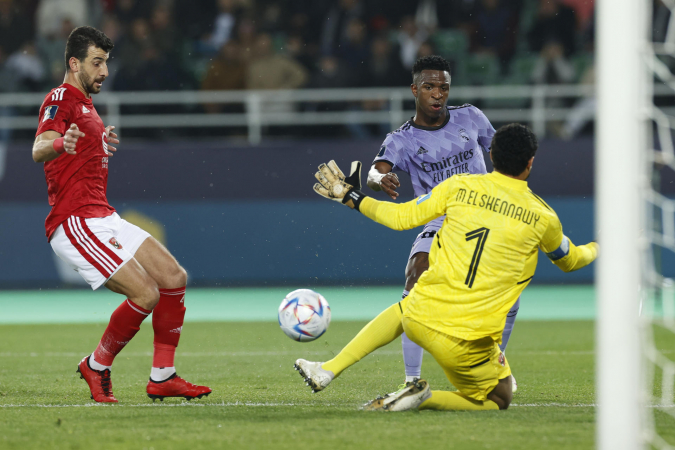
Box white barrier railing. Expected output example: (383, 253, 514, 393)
(0, 84, 672, 144)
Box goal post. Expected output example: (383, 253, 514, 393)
(596, 0, 649, 449)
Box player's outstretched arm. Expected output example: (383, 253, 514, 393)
(359, 182, 448, 231)
(313, 160, 365, 208)
(367, 162, 400, 200)
(313, 160, 446, 231)
(549, 239, 598, 273)
(32, 124, 85, 162)
(540, 216, 599, 273)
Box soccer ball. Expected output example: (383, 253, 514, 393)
(278, 289, 331, 342)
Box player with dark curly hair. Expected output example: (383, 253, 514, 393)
(365, 55, 520, 390)
(297, 123, 598, 411)
(490, 123, 539, 177)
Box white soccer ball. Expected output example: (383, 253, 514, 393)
(278, 289, 331, 342)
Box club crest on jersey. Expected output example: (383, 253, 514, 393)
(109, 238, 123, 249)
(416, 146, 428, 155)
(499, 352, 506, 367)
(42, 105, 58, 122)
(458, 128, 470, 142)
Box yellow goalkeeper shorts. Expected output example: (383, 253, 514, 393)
(402, 316, 511, 402)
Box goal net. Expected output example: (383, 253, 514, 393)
(642, 0, 675, 446)
(598, 0, 675, 449)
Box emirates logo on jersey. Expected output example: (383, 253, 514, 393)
(109, 238, 123, 249)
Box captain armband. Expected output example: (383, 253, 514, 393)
(546, 236, 570, 261)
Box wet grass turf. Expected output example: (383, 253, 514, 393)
(0, 320, 673, 449)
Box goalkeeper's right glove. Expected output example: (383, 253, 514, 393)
(313, 160, 366, 210)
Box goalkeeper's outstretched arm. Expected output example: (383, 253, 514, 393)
(547, 238, 598, 273)
(539, 213, 599, 273)
(313, 160, 447, 231)
(358, 192, 446, 231)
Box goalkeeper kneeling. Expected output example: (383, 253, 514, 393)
(295, 123, 598, 411)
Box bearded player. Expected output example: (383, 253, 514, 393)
(367, 56, 520, 389)
(32, 26, 211, 403)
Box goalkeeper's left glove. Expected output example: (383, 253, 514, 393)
(313, 160, 366, 210)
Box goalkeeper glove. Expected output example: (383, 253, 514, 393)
(313, 160, 366, 210)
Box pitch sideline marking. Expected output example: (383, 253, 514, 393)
(0, 402, 596, 408)
(0, 402, 672, 409)
(5, 349, 670, 358)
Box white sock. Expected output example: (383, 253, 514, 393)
(402, 332, 423, 378)
(405, 375, 418, 383)
(150, 366, 176, 382)
(89, 353, 111, 371)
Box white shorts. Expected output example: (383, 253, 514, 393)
(408, 216, 445, 260)
(50, 213, 151, 290)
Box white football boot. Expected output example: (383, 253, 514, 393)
(511, 374, 518, 393)
(294, 359, 334, 393)
(363, 379, 432, 412)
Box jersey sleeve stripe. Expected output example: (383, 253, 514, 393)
(528, 191, 552, 210)
(63, 218, 112, 278)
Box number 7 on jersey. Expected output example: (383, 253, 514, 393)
(465, 227, 490, 288)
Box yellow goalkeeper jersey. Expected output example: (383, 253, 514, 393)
(359, 171, 598, 342)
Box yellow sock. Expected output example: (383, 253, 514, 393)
(322, 302, 404, 377)
(419, 391, 499, 411)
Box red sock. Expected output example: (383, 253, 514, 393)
(152, 287, 186, 368)
(93, 299, 151, 366)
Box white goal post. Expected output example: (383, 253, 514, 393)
(596, 0, 649, 449)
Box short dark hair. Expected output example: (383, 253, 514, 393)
(490, 123, 538, 177)
(411, 55, 451, 80)
(64, 26, 114, 71)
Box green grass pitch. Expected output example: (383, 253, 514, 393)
(1, 319, 674, 449)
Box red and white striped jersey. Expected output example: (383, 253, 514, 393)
(36, 83, 115, 240)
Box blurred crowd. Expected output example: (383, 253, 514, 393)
(0, 0, 598, 95)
